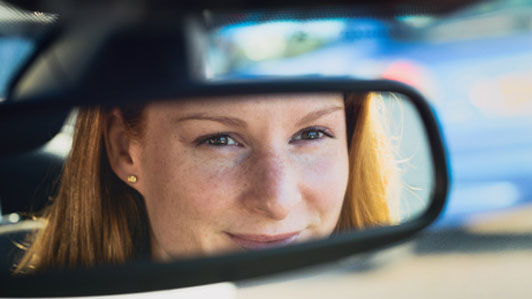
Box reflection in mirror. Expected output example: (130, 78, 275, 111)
(11, 91, 433, 274)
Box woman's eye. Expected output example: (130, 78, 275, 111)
(291, 127, 333, 143)
(301, 130, 323, 140)
(201, 134, 239, 146)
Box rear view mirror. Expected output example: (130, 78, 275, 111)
(1, 81, 448, 296)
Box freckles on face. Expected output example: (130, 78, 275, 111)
(297, 148, 349, 233)
(135, 94, 349, 260)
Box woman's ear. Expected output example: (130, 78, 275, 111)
(103, 108, 144, 194)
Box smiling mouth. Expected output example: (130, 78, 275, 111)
(226, 232, 300, 250)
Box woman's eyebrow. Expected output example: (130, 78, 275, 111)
(176, 113, 247, 128)
(296, 105, 344, 126)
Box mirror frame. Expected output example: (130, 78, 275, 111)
(0, 79, 449, 297)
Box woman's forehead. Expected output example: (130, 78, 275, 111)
(148, 93, 345, 115)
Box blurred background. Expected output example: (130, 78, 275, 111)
(1, 0, 531, 228)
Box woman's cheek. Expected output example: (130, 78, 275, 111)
(299, 151, 348, 215)
(175, 154, 244, 215)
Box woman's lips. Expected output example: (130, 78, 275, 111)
(226, 232, 300, 250)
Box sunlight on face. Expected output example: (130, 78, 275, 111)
(133, 93, 349, 260)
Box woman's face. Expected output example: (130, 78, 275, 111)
(127, 94, 349, 260)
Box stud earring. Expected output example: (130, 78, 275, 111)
(127, 175, 138, 183)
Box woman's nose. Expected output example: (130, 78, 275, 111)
(243, 151, 302, 220)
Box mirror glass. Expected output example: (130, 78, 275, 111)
(8, 91, 434, 274)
